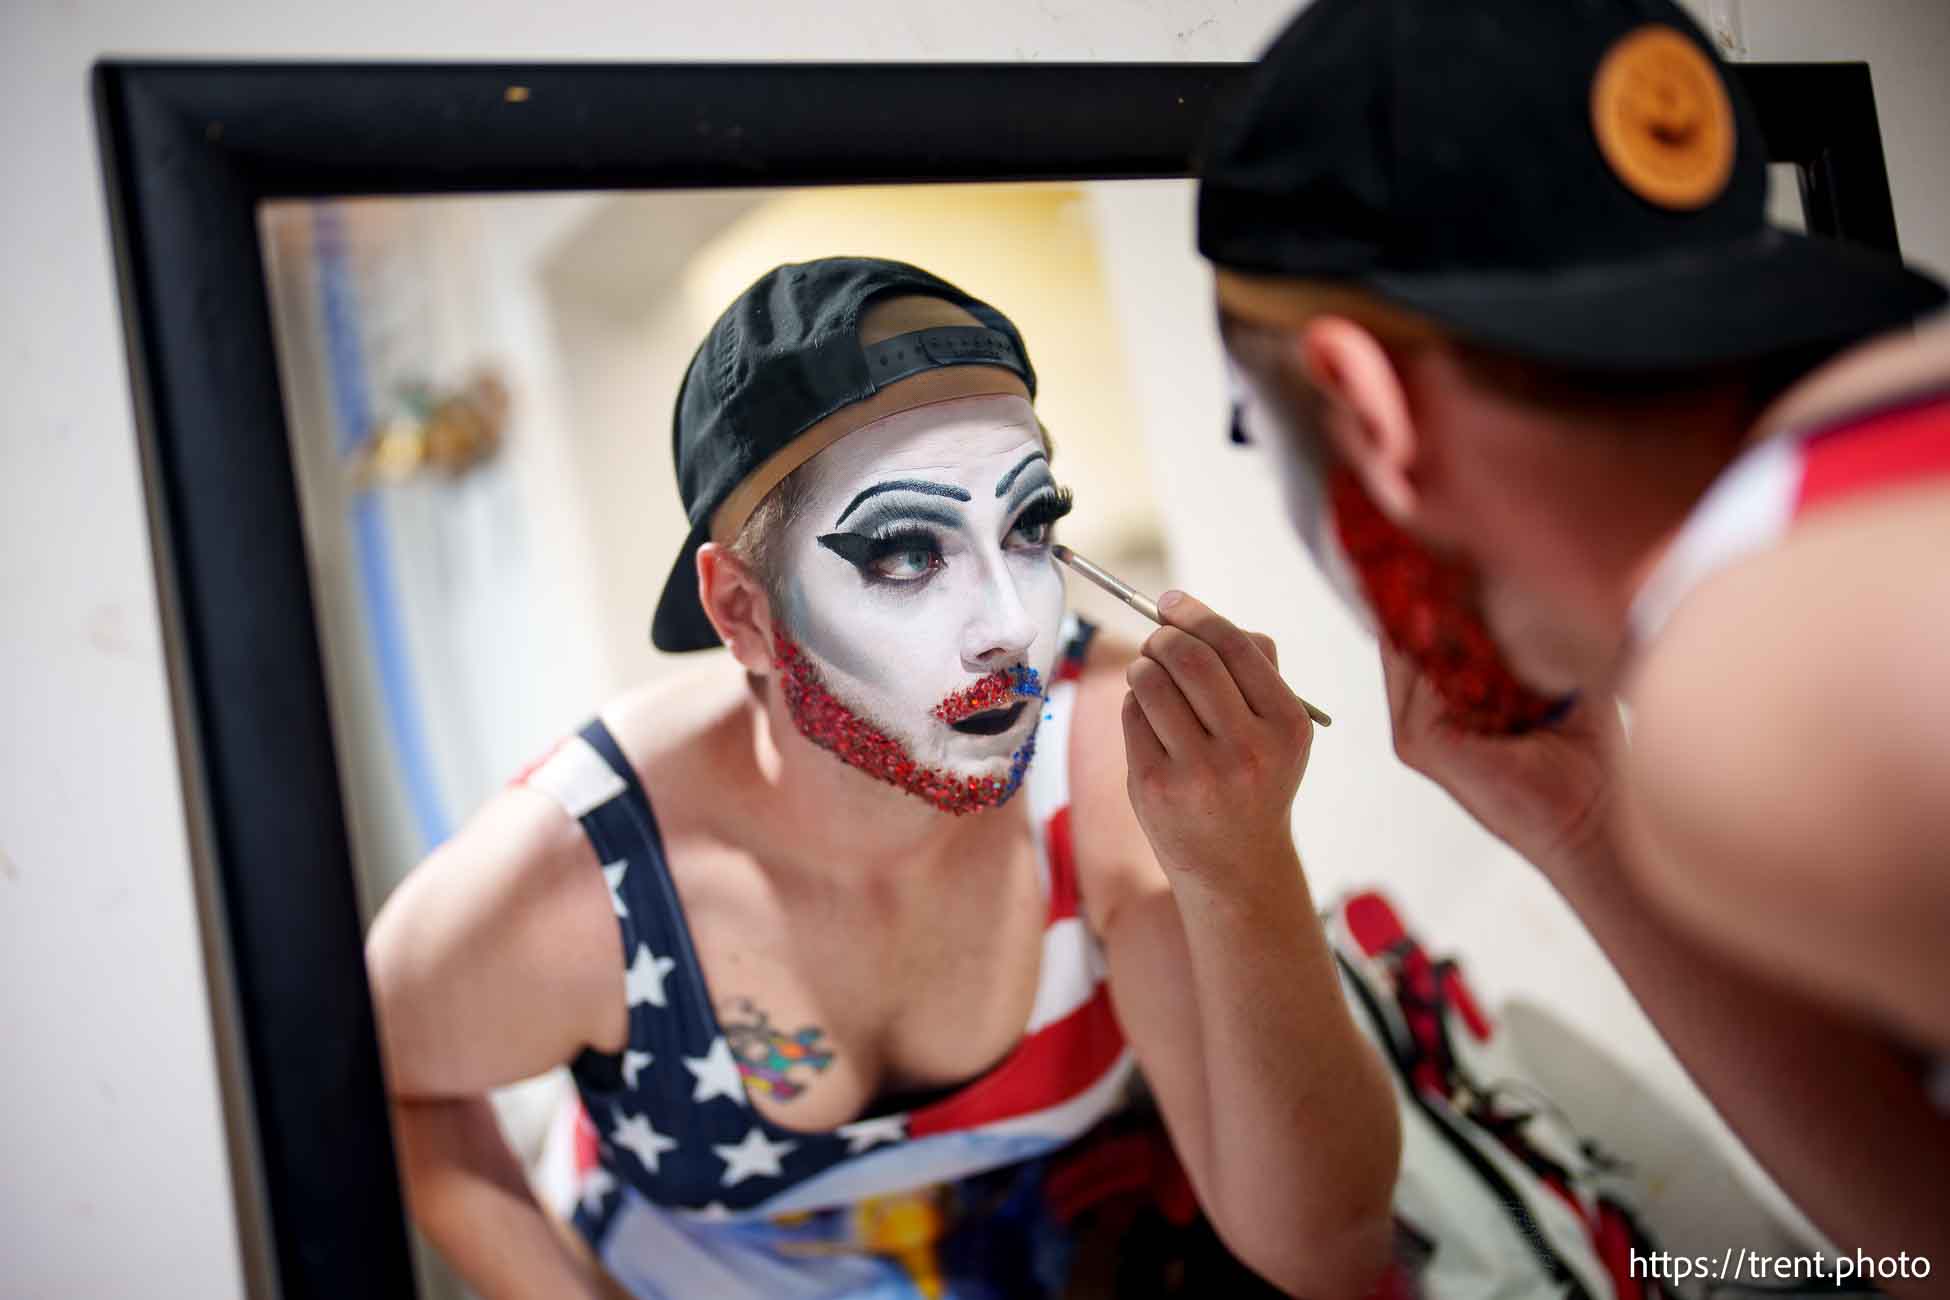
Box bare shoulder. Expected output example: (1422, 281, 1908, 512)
(365, 779, 623, 1097)
(367, 661, 763, 1099)
(602, 654, 754, 767)
(1064, 632, 1166, 933)
(600, 654, 762, 818)
(1623, 484, 1950, 889)
(1630, 483, 1950, 745)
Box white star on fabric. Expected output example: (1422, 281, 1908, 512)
(713, 1126, 796, 1187)
(611, 1109, 678, 1175)
(683, 1037, 747, 1106)
(625, 943, 676, 1009)
(602, 860, 630, 917)
(687, 1202, 734, 1222)
(621, 1049, 653, 1091)
(836, 1114, 907, 1155)
(578, 1166, 616, 1215)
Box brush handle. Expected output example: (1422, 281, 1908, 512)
(1054, 544, 1331, 727)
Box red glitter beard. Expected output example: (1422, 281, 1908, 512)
(1328, 467, 1561, 734)
(772, 628, 1027, 816)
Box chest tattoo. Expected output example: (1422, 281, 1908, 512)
(720, 997, 836, 1102)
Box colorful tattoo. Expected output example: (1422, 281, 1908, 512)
(721, 998, 836, 1102)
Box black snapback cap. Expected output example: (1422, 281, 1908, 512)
(1198, 0, 1945, 370)
(651, 256, 1037, 653)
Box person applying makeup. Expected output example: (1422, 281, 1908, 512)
(364, 258, 1400, 1300)
(1198, 0, 1950, 1287)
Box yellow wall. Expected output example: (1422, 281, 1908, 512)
(681, 183, 1163, 561)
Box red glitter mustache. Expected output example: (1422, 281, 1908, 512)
(931, 666, 1044, 725)
(772, 629, 1038, 816)
(1328, 466, 1563, 735)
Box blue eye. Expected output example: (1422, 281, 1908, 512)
(817, 528, 944, 584)
(872, 540, 941, 581)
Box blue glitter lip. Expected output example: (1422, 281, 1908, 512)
(994, 665, 1048, 802)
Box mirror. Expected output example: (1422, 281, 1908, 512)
(260, 179, 1212, 1298)
(99, 56, 1905, 1300)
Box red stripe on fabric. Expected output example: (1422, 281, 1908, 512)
(573, 1100, 599, 1174)
(1045, 806, 1080, 923)
(1536, 1172, 1591, 1239)
(1596, 1202, 1646, 1300)
(1050, 623, 1093, 685)
(1794, 395, 1950, 516)
(508, 735, 568, 789)
(906, 983, 1124, 1137)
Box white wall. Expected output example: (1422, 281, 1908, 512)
(1730, 0, 1950, 277)
(4, 2, 1945, 1297)
(0, 8, 1292, 1298)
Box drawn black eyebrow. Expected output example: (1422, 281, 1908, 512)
(1002, 461, 1057, 514)
(818, 503, 965, 567)
(994, 451, 1048, 498)
(834, 479, 971, 527)
(836, 502, 965, 534)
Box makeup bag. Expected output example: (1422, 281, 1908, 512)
(1328, 891, 1668, 1300)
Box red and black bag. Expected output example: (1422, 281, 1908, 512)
(1329, 891, 1670, 1300)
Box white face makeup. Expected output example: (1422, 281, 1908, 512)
(1227, 354, 1372, 631)
(771, 392, 1070, 809)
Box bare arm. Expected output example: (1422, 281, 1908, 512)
(1381, 641, 1950, 1298)
(366, 786, 632, 1300)
(1079, 596, 1400, 1298)
(1621, 503, 1950, 1049)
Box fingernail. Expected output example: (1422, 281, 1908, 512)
(1158, 589, 1184, 612)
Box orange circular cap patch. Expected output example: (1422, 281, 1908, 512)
(1591, 24, 1736, 210)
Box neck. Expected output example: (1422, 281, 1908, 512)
(741, 689, 1018, 884)
(1507, 400, 1754, 691)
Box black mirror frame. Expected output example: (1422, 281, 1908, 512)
(93, 59, 1906, 1300)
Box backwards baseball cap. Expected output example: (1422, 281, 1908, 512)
(652, 256, 1037, 652)
(1198, 0, 1945, 370)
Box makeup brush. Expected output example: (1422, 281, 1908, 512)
(1052, 543, 1331, 728)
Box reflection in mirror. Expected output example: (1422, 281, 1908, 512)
(259, 182, 1192, 1299)
(262, 184, 1176, 913)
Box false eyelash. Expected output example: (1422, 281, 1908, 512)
(816, 526, 942, 572)
(1011, 486, 1075, 535)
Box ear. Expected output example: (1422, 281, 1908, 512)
(696, 543, 777, 674)
(1295, 317, 1420, 522)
